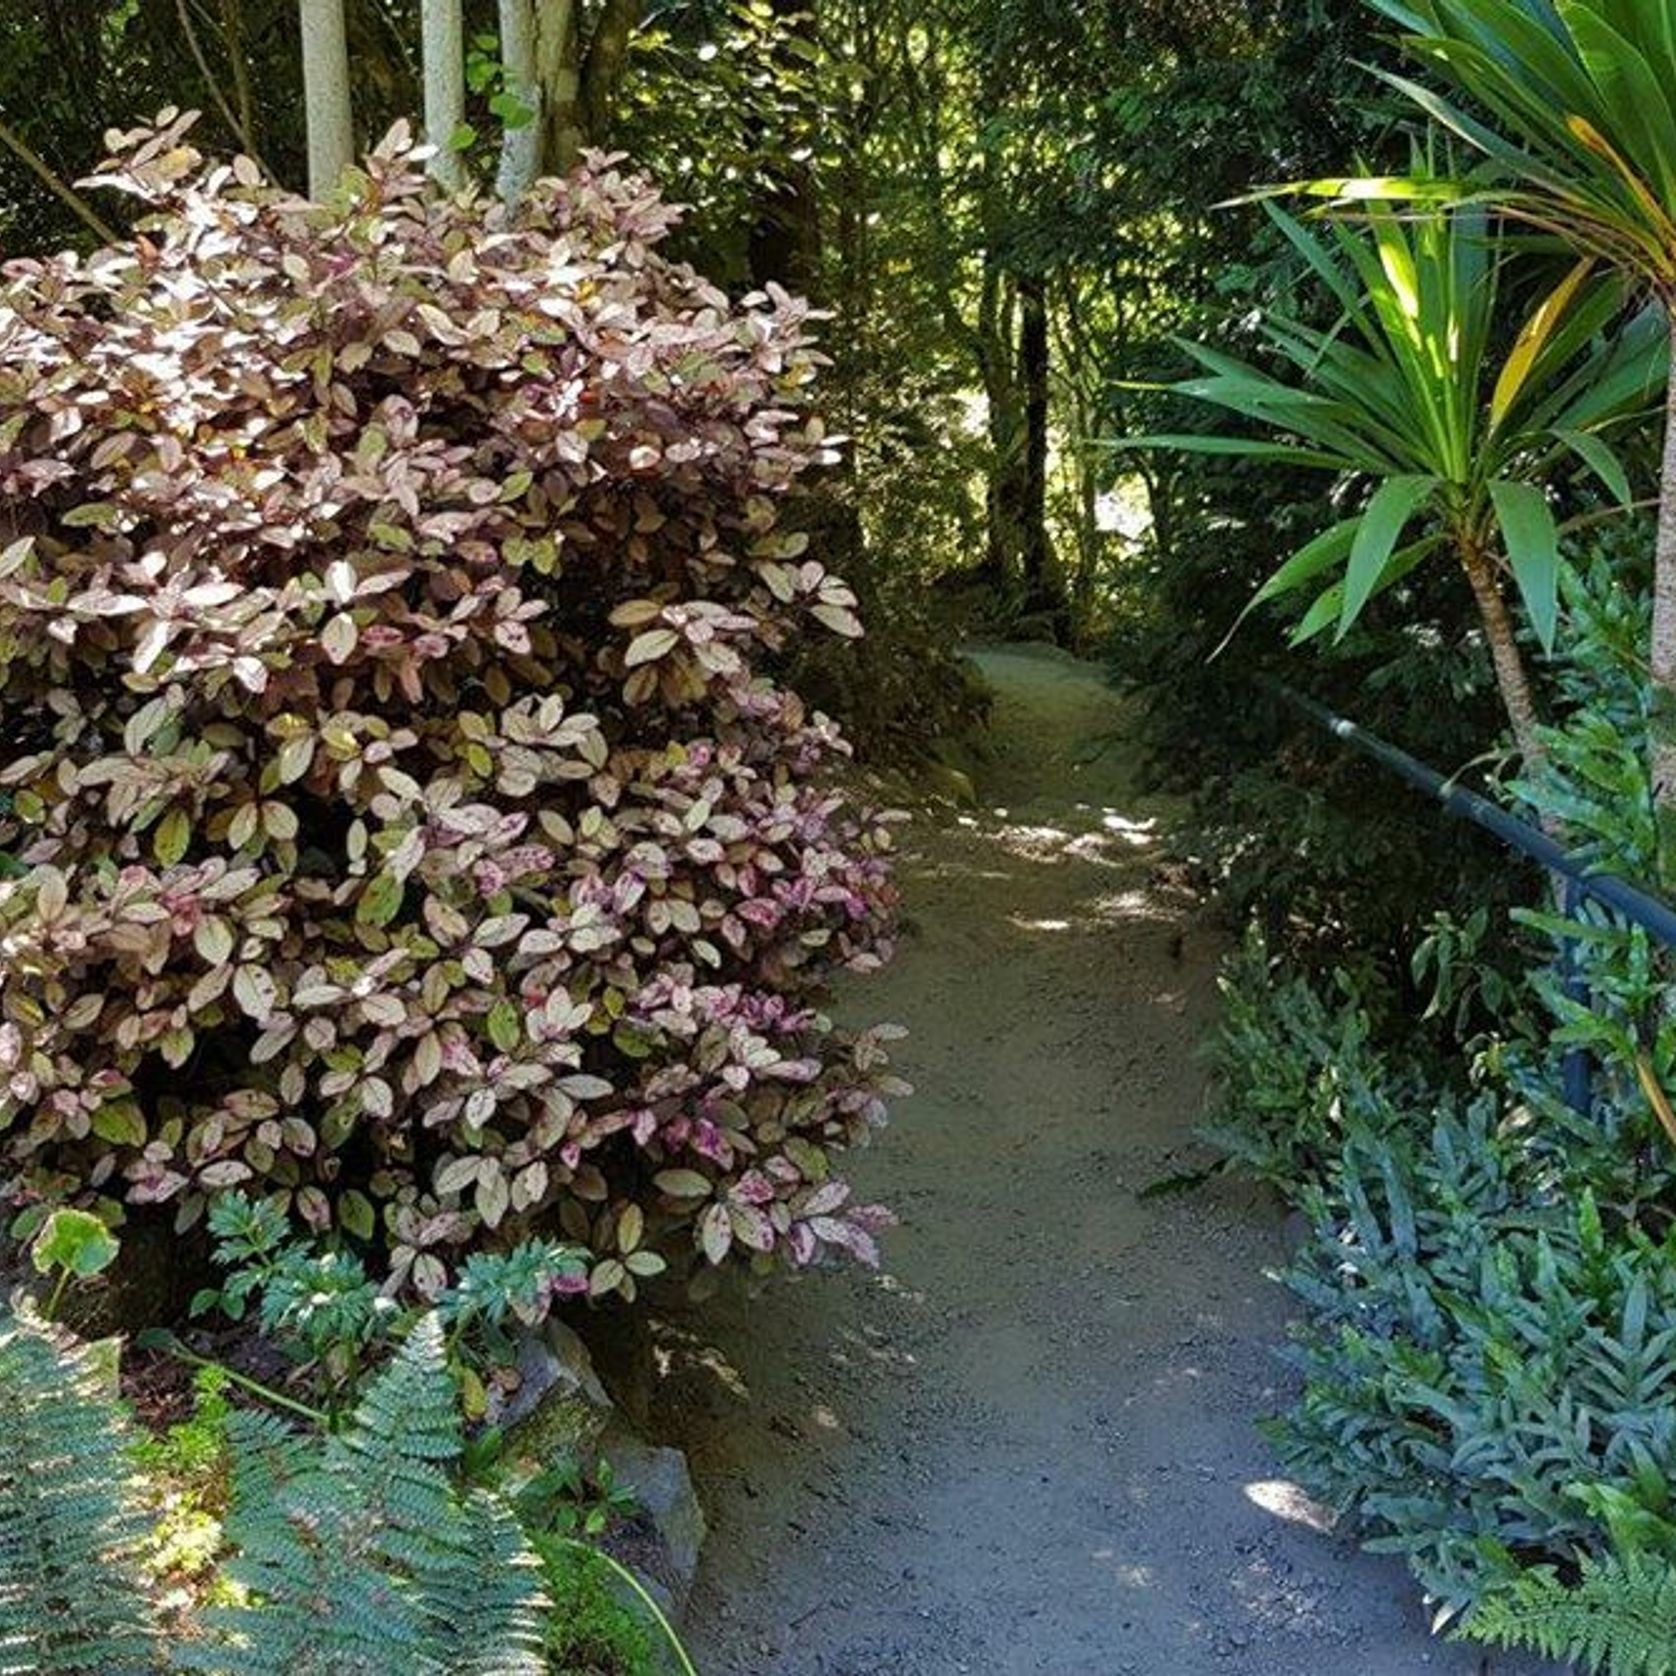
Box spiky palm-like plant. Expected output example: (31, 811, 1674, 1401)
(1132, 201, 1665, 762)
(1361, 0, 1676, 870)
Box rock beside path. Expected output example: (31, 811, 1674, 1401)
(499, 1318, 707, 1619)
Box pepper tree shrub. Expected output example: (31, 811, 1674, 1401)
(0, 114, 903, 1302)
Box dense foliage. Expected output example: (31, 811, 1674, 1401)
(1205, 562, 1676, 1663)
(0, 116, 899, 1300)
(15, 0, 1676, 1668)
(0, 1301, 603, 1673)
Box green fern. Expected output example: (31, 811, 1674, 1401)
(1464, 1553, 1676, 1675)
(0, 1307, 158, 1674)
(179, 1315, 547, 1676)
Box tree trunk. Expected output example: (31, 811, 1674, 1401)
(421, 0, 465, 191)
(1461, 539, 1546, 768)
(747, 0, 822, 296)
(536, 0, 584, 174)
(579, 0, 642, 143)
(298, 0, 353, 198)
(1651, 317, 1676, 887)
(535, 0, 641, 177)
(497, 0, 542, 200)
(219, 0, 259, 159)
(1016, 271, 1060, 627)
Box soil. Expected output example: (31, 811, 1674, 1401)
(661, 645, 1555, 1676)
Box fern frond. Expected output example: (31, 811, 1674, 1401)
(1464, 1552, 1676, 1675)
(422, 1490, 547, 1676)
(182, 1313, 545, 1675)
(0, 1306, 157, 1674)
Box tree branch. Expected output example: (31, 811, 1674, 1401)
(175, 0, 271, 174)
(0, 113, 118, 245)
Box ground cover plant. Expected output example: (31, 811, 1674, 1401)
(1203, 553, 1676, 1672)
(0, 1291, 689, 1675)
(0, 114, 902, 1303)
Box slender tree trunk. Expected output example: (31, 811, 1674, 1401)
(1651, 318, 1676, 886)
(497, 0, 542, 200)
(579, 0, 643, 141)
(0, 114, 116, 244)
(421, 0, 465, 190)
(747, 0, 822, 295)
(1461, 539, 1546, 767)
(536, 0, 584, 174)
(982, 367, 1026, 587)
(298, 0, 353, 198)
(1016, 272, 1060, 627)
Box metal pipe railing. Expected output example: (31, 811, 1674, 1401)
(1273, 681, 1676, 1114)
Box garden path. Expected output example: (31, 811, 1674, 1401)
(663, 645, 1550, 1676)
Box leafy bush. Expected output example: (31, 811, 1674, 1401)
(191, 1191, 589, 1415)
(1202, 928, 1394, 1188)
(1210, 939, 1676, 1614)
(0, 114, 903, 1298)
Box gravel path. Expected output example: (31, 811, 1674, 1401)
(663, 645, 1553, 1676)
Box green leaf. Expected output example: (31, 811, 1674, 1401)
(1340, 476, 1437, 635)
(154, 806, 191, 867)
(1113, 434, 1349, 468)
(1250, 519, 1362, 609)
(1554, 428, 1634, 508)
(91, 1101, 146, 1147)
(487, 1001, 522, 1053)
(339, 1190, 377, 1242)
(357, 870, 405, 929)
(1490, 478, 1561, 652)
(1214, 519, 1360, 657)
(31, 1208, 120, 1279)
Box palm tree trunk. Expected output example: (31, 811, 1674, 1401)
(1461, 540, 1545, 767)
(1650, 317, 1676, 887)
(298, 0, 353, 198)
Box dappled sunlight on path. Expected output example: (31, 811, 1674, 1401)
(661, 646, 1553, 1676)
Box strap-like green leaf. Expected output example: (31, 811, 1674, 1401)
(1113, 434, 1350, 468)
(1212, 519, 1362, 657)
(1490, 477, 1561, 651)
(1553, 427, 1633, 507)
(1340, 475, 1438, 635)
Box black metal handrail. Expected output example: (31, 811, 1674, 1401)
(1273, 681, 1676, 1114)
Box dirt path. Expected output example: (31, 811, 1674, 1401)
(663, 646, 1547, 1675)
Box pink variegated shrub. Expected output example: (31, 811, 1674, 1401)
(0, 114, 903, 1301)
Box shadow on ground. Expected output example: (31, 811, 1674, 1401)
(655, 645, 1555, 1676)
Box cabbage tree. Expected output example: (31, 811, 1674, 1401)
(1131, 204, 1665, 763)
(1359, 0, 1676, 871)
